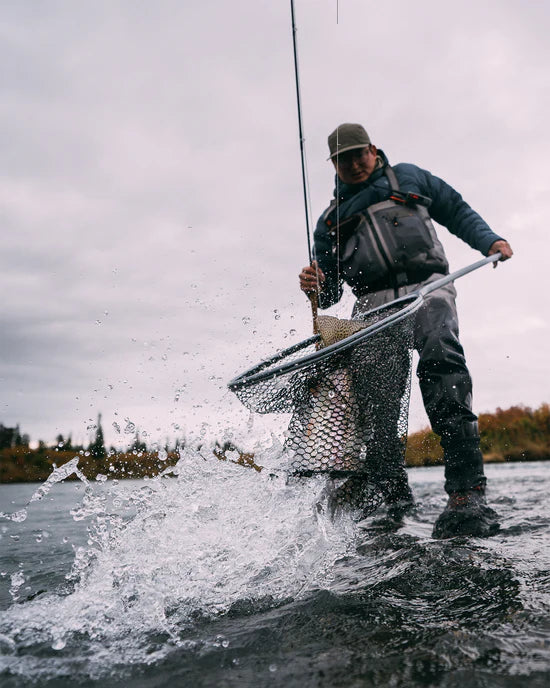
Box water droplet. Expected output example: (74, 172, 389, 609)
(273, 309, 281, 320)
(269, 664, 278, 672)
(113, 422, 121, 434)
(52, 638, 66, 651)
(289, 329, 296, 336)
(9, 510, 27, 523)
(242, 316, 250, 325)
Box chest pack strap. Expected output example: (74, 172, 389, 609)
(384, 165, 400, 192)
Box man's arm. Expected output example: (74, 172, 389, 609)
(418, 168, 511, 257)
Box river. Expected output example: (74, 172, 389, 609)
(1, 448, 549, 687)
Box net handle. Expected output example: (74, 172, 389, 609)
(309, 291, 319, 334)
(417, 252, 501, 298)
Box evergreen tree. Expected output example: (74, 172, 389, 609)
(130, 430, 147, 453)
(0, 424, 14, 450)
(88, 413, 106, 458)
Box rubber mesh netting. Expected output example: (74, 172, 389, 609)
(230, 301, 417, 514)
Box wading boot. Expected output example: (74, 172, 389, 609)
(433, 425, 499, 538)
(432, 485, 499, 538)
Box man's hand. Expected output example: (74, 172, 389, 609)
(299, 260, 326, 293)
(488, 240, 514, 268)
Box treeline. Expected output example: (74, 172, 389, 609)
(0, 413, 192, 483)
(0, 439, 258, 484)
(1, 404, 549, 483)
(0, 414, 155, 458)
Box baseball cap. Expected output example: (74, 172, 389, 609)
(327, 123, 371, 160)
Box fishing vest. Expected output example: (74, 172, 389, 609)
(326, 166, 449, 293)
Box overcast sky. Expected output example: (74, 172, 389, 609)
(1, 0, 548, 450)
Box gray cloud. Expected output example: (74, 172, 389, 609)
(1, 0, 548, 448)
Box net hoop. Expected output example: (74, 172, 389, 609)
(228, 293, 423, 392)
(228, 254, 500, 393)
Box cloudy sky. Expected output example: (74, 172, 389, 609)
(1, 0, 548, 450)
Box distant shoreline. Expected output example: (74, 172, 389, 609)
(1, 403, 548, 484)
(1, 453, 549, 486)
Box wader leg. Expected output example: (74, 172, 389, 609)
(414, 281, 485, 494)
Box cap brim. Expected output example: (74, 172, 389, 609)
(327, 143, 370, 161)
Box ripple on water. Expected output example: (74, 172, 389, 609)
(1, 457, 550, 687)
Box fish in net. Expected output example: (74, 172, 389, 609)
(229, 296, 421, 517)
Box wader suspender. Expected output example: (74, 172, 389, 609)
(384, 164, 400, 193)
(382, 165, 409, 290)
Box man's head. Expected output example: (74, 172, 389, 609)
(327, 123, 378, 185)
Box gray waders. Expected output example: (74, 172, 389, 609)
(354, 272, 485, 496)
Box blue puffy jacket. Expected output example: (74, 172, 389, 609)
(315, 150, 503, 308)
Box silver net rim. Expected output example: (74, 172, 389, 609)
(228, 293, 423, 391)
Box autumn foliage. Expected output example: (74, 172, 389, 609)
(405, 403, 550, 466)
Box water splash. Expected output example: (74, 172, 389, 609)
(0, 444, 358, 678)
(0, 457, 88, 523)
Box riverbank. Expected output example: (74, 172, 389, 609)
(1, 404, 548, 483)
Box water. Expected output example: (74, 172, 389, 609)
(1, 446, 549, 687)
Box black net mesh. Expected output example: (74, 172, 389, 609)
(230, 300, 419, 517)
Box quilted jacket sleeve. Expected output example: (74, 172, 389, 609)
(415, 167, 504, 256)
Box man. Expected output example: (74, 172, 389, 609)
(299, 123, 513, 538)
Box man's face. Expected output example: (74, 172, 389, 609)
(333, 145, 378, 185)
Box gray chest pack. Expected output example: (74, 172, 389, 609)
(326, 165, 448, 292)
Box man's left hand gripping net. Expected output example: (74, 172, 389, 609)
(228, 296, 422, 516)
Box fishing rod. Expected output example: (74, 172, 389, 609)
(290, 0, 312, 262)
(290, 0, 319, 332)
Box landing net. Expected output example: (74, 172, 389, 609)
(228, 256, 498, 516)
(229, 295, 423, 484)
